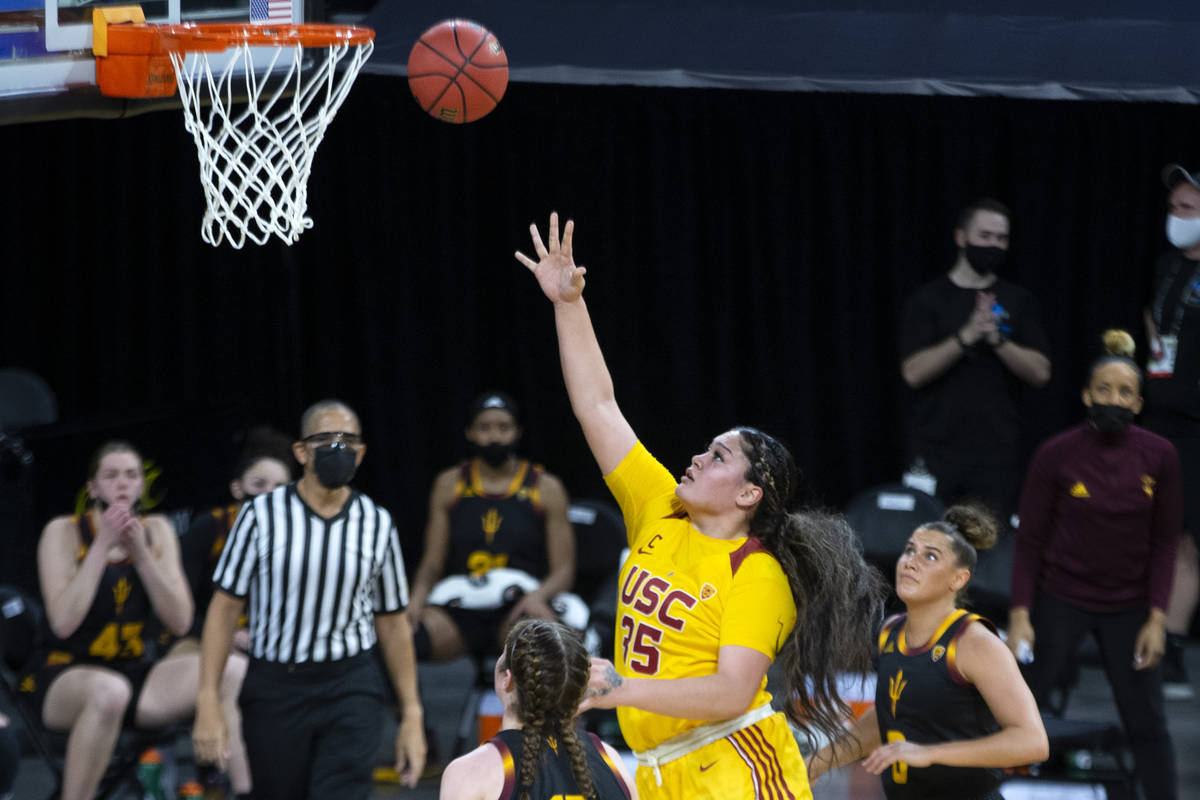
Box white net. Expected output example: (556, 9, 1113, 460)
(169, 35, 374, 248)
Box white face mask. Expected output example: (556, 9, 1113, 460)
(1167, 214, 1200, 250)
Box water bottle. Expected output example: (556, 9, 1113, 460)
(197, 763, 232, 800)
(136, 749, 167, 800)
(178, 780, 203, 799)
(1064, 748, 1093, 771)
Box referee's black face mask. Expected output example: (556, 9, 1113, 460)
(312, 443, 358, 489)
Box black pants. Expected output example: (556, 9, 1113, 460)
(1023, 591, 1177, 800)
(239, 650, 385, 800)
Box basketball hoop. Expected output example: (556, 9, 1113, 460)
(94, 10, 374, 248)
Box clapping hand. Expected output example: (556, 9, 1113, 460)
(959, 290, 999, 347)
(100, 501, 144, 552)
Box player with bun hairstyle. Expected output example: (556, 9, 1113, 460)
(808, 505, 1047, 797)
(439, 619, 636, 800)
(516, 212, 886, 799)
(1008, 330, 1181, 800)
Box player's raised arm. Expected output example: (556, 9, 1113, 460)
(516, 212, 636, 475)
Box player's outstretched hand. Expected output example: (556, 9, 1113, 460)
(515, 211, 587, 304)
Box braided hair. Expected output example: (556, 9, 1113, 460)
(735, 427, 888, 750)
(503, 619, 595, 799)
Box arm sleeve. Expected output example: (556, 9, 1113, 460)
(719, 554, 797, 659)
(213, 502, 257, 599)
(372, 512, 410, 614)
(603, 442, 682, 548)
(1010, 443, 1056, 609)
(1148, 443, 1183, 611)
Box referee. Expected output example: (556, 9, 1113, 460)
(192, 399, 426, 798)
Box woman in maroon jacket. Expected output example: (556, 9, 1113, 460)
(1008, 329, 1181, 800)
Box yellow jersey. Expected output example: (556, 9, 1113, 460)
(604, 442, 797, 752)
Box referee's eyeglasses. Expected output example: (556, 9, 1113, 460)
(302, 431, 364, 448)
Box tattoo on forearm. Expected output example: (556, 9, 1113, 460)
(584, 665, 624, 700)
(599, 665, 622, 695)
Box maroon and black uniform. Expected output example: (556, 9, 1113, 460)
(875, 610, 1003, 800)
(19, 513, 158, 726)
(177, 501, 245, 639)
(446, 459, 549, 579)
(488, 728, 632, 800)
(434, 459, 550, 657)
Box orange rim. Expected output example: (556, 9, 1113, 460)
(161, 22, 373, 49)
(106, 22, 374, 54)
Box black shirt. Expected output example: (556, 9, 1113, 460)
(1145, 250, 1200, 432)
(446, 460, 550, 579)
(900, 275, 1050, 465)
(489, 728, 632, 800)
(875, 610, 1002, 800)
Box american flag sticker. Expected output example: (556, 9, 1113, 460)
(250, 0, 291, 24)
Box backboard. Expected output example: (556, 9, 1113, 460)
(0, 0, 307, 121)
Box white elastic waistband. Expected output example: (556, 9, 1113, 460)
(633, 703, 776, 786)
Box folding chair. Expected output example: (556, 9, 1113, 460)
(0, 585, 181, 800)
(1028, 714, 1137, 800)
(844, 483, 944, 613)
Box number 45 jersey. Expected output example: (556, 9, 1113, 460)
(19, 512, 157, 699)
(603, 442, 797, 752)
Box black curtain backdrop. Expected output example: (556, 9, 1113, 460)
(2, 77, 1200, 592)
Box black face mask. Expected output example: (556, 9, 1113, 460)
(964, 244, 1006, 276)
(1088, 403, 1135, 435)
(473, 441, 516, 468)
(312, 443, 358, 489)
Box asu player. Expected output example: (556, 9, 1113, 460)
(18, 441, 249, 800)
(808, 506, 1047, 798)
(517, 213, 886, 799)
(409, 392, 577, 661)
(173, 426, 295, 652)
(440, 619, 637, 800)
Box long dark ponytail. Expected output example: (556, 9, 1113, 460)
(737, 428, 888, 748)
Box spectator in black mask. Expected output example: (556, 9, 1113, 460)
(408, 392, 580, 662)
(899, 198, 1052, 524)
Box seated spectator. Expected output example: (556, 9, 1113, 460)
(173, 426, 296, 654)
(1008, 331, 1180, 800)
(408, 392, 580, 662)
(439, 619, 637, 800)
(17, 441, 249, 800)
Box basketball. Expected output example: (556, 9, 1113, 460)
(407, 19, 508, 124)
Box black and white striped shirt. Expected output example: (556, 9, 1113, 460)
(213, 483, 409, 664)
